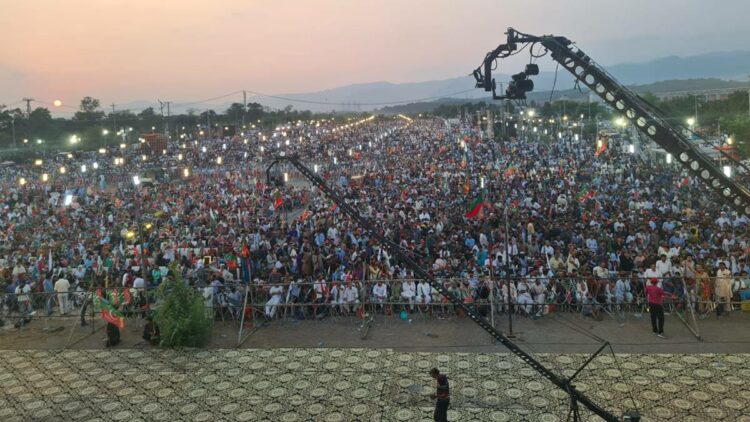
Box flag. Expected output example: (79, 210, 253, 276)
(274, 193, 284, 210)
(595, 143, 607, 157)
(576, 186, 595, 203)
(330, 202, 338, 212)
(95, 289, 125, 329)
(299, 209, 311, 222)
(465, 193, 484, 219)
(502, 166, 516, 179)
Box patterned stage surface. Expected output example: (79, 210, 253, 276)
(1, 348, 749, 421)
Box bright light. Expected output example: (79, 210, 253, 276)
(53, 100, 62, 107)
(285, 139, 290, 146)
(69, 135, 78, 144)
(133, 175, 141, 185)
(36, 139, 43, 144)
(597, 140, 603, 148)
(348, 148, 353, 156)
(59, 166, 66, 174)
(216, 156, 223, 165)
(80, 165, 87, 173)
(99, 148, 106, 154)
(93, 162, 99, 169)
(23, 139, 28, 144)
(201, 146, 207, 153)
(666, 153, 672, 164)
(723, 165, 732, 178)
(64, 194, 73, 206)
(120, 143, 126, 149)
(727, 137, 733, 145)
(574, 134, 579, 141)
(615, 117, 626, 127)
(178, 153, 183, 161)
(162, 149, 167, 155)
(260, 146, 265, 153)
(314, 164, 319, 173)
(333, 157, 338, 165)
(628, 144, 635, 154)
(562, 115, 568, 121)
(102, 129, 109, 135)
(480, 177, 485, 189)
(183, 168, 190, 178)
(243, 138, 248, 144)
(222, 143, 227, 150)
(527, 109, 535, 117)
(126, 231, 135, 239)
(145, 223, 153, 230)
(42, 173, 49, 182)
(141, 155, 147, 161)
(243, 152, 248, 158)
(686, 118, 695, 127)
(18, 177, 26, 186)
(283, 172, 289, 182)
(67, 153, 73, 159)
(34, 159, 42, 166)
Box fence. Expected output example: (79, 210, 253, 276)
(2, 275, 748, 346)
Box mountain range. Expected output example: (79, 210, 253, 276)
(116, 51, 750, 114)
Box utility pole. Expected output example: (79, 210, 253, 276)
(111, 104, 117, 139)
(11, 115, 16, 148)
(207, 112, 212, 140)
(22, 97, 34, 117)
(242, 90, 247, 129)
(165, 101, 171, 138)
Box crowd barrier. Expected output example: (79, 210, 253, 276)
(2, 276, 747, 345)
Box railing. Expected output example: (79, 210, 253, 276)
(2, 276, 747, 330)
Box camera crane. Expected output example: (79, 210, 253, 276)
(267, 152, 639, 421)
(473, 28, 750, 215)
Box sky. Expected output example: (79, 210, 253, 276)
(1, 0, 749, 111)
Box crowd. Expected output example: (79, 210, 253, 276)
(2, 114, 750, 328)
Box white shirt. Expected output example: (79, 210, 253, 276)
(373, 283, 387, 298)
(417, 282, 431, 297)
(54, 278, 70, 293)
(343, 285, 358, 302)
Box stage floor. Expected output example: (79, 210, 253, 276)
(1, 348, 749, 421)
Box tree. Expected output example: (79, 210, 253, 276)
(226, 102, 245, 124)
(73, 96, 105, 121)
(154, 268, 213, 347)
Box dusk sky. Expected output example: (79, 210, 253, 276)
(1, 0, 748, 110)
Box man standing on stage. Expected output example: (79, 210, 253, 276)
(429, 368, 449, 422)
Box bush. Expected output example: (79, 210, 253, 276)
(154, 270, 212, 347)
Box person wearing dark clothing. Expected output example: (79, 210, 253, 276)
(106, 322, 121, 347)
(645, 278, 666, 338)
(143, 316, 161, 345)
(430, 368, 449, 422)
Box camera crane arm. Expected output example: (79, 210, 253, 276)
(266, 152, 627, 422)
(474, 27, 750, 216)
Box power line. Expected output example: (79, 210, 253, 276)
(243, 88, 477, 106)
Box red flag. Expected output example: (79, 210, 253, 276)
(299, 210, 311, 222)
(595, 143, 607, 157)
(274, 194, 284, 210)
(123, 288, 132, 305)
(401, 189, 408, 200)
(95, 289, 125, 329)
(330, 203, 338, 212)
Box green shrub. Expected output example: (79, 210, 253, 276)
(154, 271, 212, 347)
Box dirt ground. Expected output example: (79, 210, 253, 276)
(2, 309, 748, 354)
